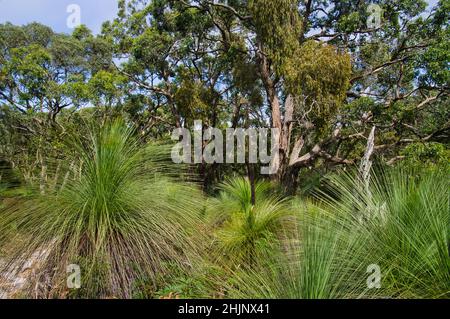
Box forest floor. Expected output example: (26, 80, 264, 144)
(0, 245, 49, 299)
(0, 256, 28, 299)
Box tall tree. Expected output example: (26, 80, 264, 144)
(168, 0, 449, 192)
(0, 23, 118, 191)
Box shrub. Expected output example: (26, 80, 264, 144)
(0, 120, 205, 298)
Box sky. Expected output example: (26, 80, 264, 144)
(0, 0, 440, 35)
(0, 0, 119, 34)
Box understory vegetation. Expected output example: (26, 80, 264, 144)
(0, 122, 448, 299)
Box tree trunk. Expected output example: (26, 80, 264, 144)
(247, 163, 256, 205)
(51, 161, 61, 192)
(359, 126, 376, 193)
(39, 160, 47, 195)
(280, 166, 301, 196)
(258, 47, 290, 183)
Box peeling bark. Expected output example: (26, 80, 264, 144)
(359, 126, 376, 194)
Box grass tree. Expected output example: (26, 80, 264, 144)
(0, 120, 205, 298)
(227, 169, 450, 299)
(211, 177, 293, 267)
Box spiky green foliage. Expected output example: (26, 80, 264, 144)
(228, 169, 449, 299)
(0, 121, 205, 298)
(335, 169, 450, 298)
(211, 177, 292, 266)
(226, 201, 351, 299)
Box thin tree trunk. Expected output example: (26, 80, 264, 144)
(280, 166, 301, 196)
(359, 126, 376, 193)
(51, 161, 61, 192)
(61, 161, 75, 191)
(246, 163, 256, 206)
(39, 152, 47, 195)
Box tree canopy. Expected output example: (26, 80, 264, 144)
(1, 0, 448, 193)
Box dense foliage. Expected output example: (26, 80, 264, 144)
(0, 0, 448, 299)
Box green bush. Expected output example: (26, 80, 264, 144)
(0, 121, 205, 298)
(227, 169, 450, 299)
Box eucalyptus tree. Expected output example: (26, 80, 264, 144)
(0, 23, 118, 190)
(104, 0, 230, 135)
(165, 0, 448, 192)
(1, 23, 84, 119)
(324, 0, 449, 169)
(103, 0, 263, 189)
(5, 1, 442, 194)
